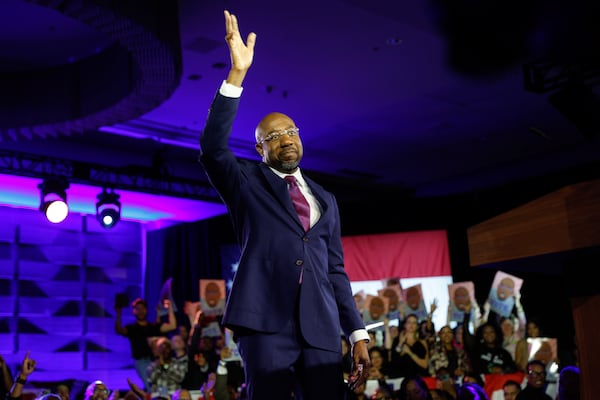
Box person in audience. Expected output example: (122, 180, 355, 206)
(420, 301, 438, 351)
(387, 324, 400, 348)
(499, 316, 528, 372)
(213, 346, 244, 400)
(183, 301, 201, 343)
(462, 371, 486, 391)
(483, 291, 527, 373)
(382, 317, 399, 363)
(429, 325, 471, 379)
(149, 336, 163, 364)
(556, 365, 580, 400)
(53, 383, 71, 400)
(213, 332, 228, 360)
(171, 333, 189, 365)
(115, 298, 177, 390)
(1, 353, 14, 400)
(366, 346, 391, 381)
(184, 311, 219, 391)
(184, 348, 213, 391)
(525, 317, 544, 340)
(433, 367, 458, 400)
(397, 375, 434, 400)
(5, 351, 36, 400)
(453, 325, 465, 350)
(449, 292, 483, 336)
(516, 360, 552, 400)
(502, 379, 522, 400)
(389, 313, 430, 378)
(125, 378, 147, 400)
(462, 303, 517, 375)
(531, 340, 559, 399)
(83, 381, 112, 400)
(456, 382, 489, 400)
(147, 336, 187, 394)
(177, 325, 191, 350)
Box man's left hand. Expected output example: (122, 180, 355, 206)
(348, 339, 371, 391)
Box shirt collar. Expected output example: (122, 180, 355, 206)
(269, 166, 306, 187)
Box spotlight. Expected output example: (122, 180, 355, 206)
(38, 177, 69, 223)
(96, 188, 121, 229)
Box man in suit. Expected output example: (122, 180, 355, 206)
(198, 10, 371, 400)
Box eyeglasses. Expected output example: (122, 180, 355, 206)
(94, 388, 109, 395)
(257, 127, 299, 145)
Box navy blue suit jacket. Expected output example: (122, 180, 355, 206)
(199, 91, 365, 352)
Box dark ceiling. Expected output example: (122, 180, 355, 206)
(1, 0, 600, 226)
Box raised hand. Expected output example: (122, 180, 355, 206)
(224, 10, 256, 86)
(430, 298, 438, 314)
(126, 377, 146, 399)
(21, 351, 36, 377)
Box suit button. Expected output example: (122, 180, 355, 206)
(302, 237, 309, 242)
(295, 259, 303, 266)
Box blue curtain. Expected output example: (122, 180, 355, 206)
(145, 214, 236, 326)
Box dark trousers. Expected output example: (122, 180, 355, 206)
(237, 314, 345, 400)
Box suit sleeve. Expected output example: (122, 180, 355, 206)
(199, 92, 243, 199)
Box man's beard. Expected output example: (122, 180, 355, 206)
(280, 160, 299, 172)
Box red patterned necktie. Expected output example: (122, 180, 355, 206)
(284, 175, 310, 231)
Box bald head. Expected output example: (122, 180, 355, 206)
(255, 112, 293, 142)
(254, 112, 303, 173)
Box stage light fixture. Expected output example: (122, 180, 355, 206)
(38, 177, 70, 223)
(96, 188, 121, 229)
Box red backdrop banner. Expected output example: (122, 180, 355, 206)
(342, 230, 451, 281)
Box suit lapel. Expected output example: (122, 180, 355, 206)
(259, 164, 331, 230)
(259, 164, 303, 226)
(303, 175, 329, 225)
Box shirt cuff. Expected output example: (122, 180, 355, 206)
(219, 80, 243, 98)
(349, 329, 370, 345)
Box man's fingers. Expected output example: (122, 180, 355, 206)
(230, 13, 239, 33)
(247, 32, 257, 50)
(224, 10, 231, 32)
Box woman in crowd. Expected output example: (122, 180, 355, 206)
(367, 346, 392, 381)
(462, 304, 517, 376)
(389, 314, 430, 378)
(428, 325, 471, 379)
